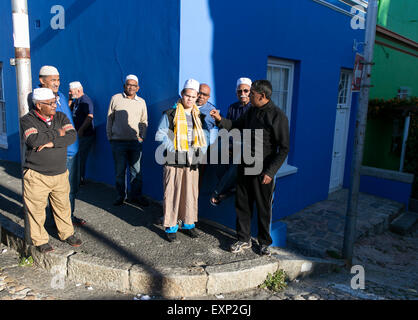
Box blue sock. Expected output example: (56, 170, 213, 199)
(182, 223, 195, 230)
(165, 224, 179, 233)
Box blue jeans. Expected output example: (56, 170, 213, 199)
(66, 153, 80, 217)
(110, 140, 143, 200)
(214, 163, 237, 196)
(78, 135, 95, 180)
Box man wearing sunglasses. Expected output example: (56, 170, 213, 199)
(210, 77, 252, 206)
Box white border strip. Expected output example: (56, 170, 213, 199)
(311, 0, 356, 17)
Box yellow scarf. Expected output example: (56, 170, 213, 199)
(173, 102, 207, 151)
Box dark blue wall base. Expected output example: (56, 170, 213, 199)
(360, 175, 412, 209)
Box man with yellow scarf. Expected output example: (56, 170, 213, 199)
(155, 79, 208, 242)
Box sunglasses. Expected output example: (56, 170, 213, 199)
(39, 101, 57, 107)
(237, 89, 250, 94)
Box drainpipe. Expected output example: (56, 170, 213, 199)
(399, 113, 410, 172)
(10, 0, 32, 251)
(342, 0, 379, 267)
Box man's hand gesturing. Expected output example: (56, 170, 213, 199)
(209, 109, 221, 122)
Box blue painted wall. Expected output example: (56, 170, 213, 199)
(179, 0, 365, 230)
(0, 0, 21, 162)
(0, 0, 180, 200)
(360, 175, 411, 208)
(1, 1, 366, 234)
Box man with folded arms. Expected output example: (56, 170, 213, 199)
(21, 88, 82, 253)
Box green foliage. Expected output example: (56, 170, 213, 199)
(368, 97, 418, 199)
(18, 256, 33, 267)
(368, 97, 417, 119)
(260, 269, 288, 292)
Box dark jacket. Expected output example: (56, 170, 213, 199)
(227, 101, 251, 121)
(20, 110, 77, 175)
(155, 107, 208, 169)
(217, 100, 289, 178)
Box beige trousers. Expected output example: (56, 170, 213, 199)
(23, 169, 74, 246)
(163, 166, 199, 228)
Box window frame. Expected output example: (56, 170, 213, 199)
(267, 57, 298, 178)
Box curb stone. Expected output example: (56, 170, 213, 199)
(205, 258, 279, 295)
(271, 248, 345, 280)
(0, 220, 345, 298)
(67, 253, 131, 293)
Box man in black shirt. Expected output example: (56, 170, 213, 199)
(210, 80, 289, 256)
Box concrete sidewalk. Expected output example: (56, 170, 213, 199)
(0, 160, 403, 298)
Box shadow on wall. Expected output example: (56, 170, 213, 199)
(95, 96, 180, 200)
(24, 0, 181, 202)
(30, 0, 98, 53)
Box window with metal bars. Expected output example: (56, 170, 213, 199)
(267, 58, 294, 124)
(266, 57, 298, 177)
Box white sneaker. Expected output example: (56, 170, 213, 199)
(230, 240, 252, 253)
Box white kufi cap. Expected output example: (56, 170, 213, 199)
(236, 77, 252, 89)
(126, 74, 138, 83)
(32, 88, 55, 102)
(69, 81, 82, 89)
(39, 65, 59, 76)
(183, 78, 200, 92)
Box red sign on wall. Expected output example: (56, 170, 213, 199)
(351, 53, 365, 92)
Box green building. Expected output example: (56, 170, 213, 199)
(363, 0, 418, 170)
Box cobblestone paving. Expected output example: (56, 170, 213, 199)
(0, 243, 134, 300)
(281, 189, 405, 258)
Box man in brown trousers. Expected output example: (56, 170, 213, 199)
(20, 87, 82, 253)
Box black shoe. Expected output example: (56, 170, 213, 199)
(63, 235, 82, 247)
(127, 196, 149, 207)
(36, 243, 54, 253)
(72, 216, 87, 226)
(155, 216, 164, 226)
(260, 245, 272, 256)
(182, 228, 199, 238)
(113, 197, 124, 206)
(166, 232, 177, 242)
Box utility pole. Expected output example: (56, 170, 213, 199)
(342, 0, 379, 267)
(11, 0, 32, 251)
